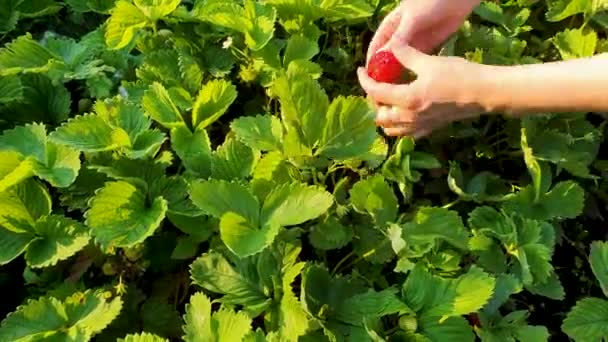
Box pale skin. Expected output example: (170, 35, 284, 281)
(359, 0, 608, 138)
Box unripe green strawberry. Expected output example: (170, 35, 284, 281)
(398, 314, 418, 332)
(367, 50, 415, 84)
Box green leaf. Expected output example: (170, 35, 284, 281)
(142, 82, 184, 129)
(401, 207, 470, 251)
(242, 0, 277, 51)
(133, 0, 180, 21)
(192, 79, 237, 130)
(309, 217, 353, 250)
(283, 34, 319, 66)
(34, 143, 81, 188)
(349, 175, 398, 226)
(0, 0, 21, 35)
(182, 292, 213, 340)
(590, 241, 608, 298)
(503, 181, 585, 221)
(319, 0, 374, 21)
(230, 114, 284, 151)
(482, 274, 523, 315)
(260, 182, 334, 227)
(0, 75, 23, 104)
(450, 267, 496, 320)
(0, 123, 81, 188)
(546, 0, 606, 22)
(85, 181, 168, 249)
(129, 129, 166, 159)
(50, 114, 131, 152)
(219, 211, 281, 257)
(105, 0, 148, 49)
(190, 179, 259, 224)
(3, 74, 71, 125)
(418, 315, 475, 342)
(17, 0, 63, 18)
(0, 122, 47, 161)
(402, 265, 495, 321)
(182, 292, 254, 342)
(0, 34, 58, 75)
(189, 252, 271, 312)
(317, 95, 377, 160)
(0, 178, 51, 229)
(171, 235, 200, 260)
(0, 151, 36, 192)
(0, 289, 122, 341)
(553, 27, 598, 60)
(469, 207, 555, 286)
(302, 264, 408, 337)
(211, 136, 260, 181)
(25, 215, 90, 268)
(272, 72, 328, 146)
(562, 297, 608, 341)
(170, 125, 213, 177)
(119, 332, 168, 342)
(334, 288, 410, 326)
(447, 163, 510, 202)
(0, 225, 33, 265)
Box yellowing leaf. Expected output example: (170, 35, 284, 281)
(105, 0, 148, 49)
(142, 82, 184, 129)
(192, 79, 237, 130)
(25, 215, 90, 268)
(553, 27, 597, 59)
(133, 0, 180, 21)
(0, 151, 36, 192)
(448, 266, 495, 320)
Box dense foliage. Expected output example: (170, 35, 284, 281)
(1, 0, 608, 341)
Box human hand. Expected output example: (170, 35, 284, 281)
(358, 43, 489, 138)
(367, 0, 480, 63)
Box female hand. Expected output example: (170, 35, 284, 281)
(358, 42, 490, 138)
(367, 0, 481, 62)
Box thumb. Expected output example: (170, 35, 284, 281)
(390, 15, 412, 46)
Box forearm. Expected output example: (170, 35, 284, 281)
(479, 54, 608, 116)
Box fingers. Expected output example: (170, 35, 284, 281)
(381, 123, 433, 139)
(357, 67, 417, 105)
(366, 7, 403, 64)
(375, 105, 400, 126)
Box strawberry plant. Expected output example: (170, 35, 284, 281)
(1, 0, 608, 341)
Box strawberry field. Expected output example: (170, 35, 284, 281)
(1, 0, 608, 341)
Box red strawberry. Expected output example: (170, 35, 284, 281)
(367, 50, 415, 84)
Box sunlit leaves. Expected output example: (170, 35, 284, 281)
(192, 79, 237, 130)
(85, 181, 168, 249)
(0, 289, 122, 341)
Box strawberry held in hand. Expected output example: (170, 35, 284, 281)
(367, 50, 416, 84)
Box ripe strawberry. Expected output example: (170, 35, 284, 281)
(367, 50, 415, 84)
